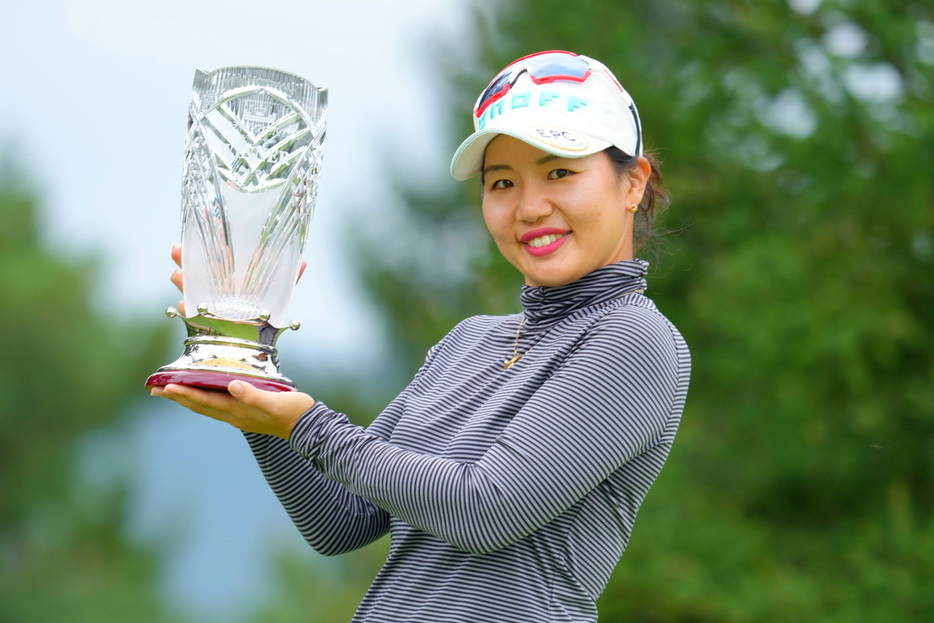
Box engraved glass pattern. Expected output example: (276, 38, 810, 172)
(181, 67, 327, 328)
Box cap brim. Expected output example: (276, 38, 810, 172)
(450, 127, 612, 181)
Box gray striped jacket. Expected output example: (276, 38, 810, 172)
(245, 260, 691, 622)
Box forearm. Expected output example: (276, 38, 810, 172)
(290, 401, 659, 555)
(289, 405, 541, 554)
(244, 430, 389, 555)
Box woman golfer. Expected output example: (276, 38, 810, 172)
(153, 50, 691, 622)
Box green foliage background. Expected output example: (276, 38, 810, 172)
(2, 0, 932, 621)
(345, 0, 934, 621)
(0, 168, 182, 620)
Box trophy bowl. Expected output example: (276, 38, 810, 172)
(145, 67, 327, 393)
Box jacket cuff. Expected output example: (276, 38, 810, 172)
(288, 401, 333, 459)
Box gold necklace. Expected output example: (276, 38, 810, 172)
(504, 317, 527, 370)
(504, 288, 645, 370)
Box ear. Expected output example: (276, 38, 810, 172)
(624, 156, 652, 206)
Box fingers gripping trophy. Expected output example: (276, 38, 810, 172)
(145, 67, 327, 393)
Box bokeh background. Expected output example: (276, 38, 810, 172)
(2, 0, 932, 621)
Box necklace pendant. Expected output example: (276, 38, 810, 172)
(504, 354, 521, 370)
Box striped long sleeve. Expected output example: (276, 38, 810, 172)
(290, 306, 680, 554)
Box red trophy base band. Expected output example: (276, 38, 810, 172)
(145, 370, 296, 393)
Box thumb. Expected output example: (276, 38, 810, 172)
(228, 380, 259, 404)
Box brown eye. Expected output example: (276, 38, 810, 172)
(548, 169, 571, 180)
(490, 179, 514, 190)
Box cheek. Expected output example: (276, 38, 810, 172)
(481, 202, 509, 239)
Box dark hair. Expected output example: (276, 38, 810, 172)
(604, 146, 669, 254)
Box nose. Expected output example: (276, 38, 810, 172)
(515, 181, 554, 222)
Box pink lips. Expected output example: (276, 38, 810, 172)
(521, 227, 571, 257)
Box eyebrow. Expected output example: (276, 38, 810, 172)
(482, 154, 565, 178)
(482, 163, 511, 178)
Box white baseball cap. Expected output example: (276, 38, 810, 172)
(450, 50, 643, 181)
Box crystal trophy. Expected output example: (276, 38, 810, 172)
(145, 67, 327, 392)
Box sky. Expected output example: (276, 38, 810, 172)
(1, 0, 472, 368)
(1, 0, 473, 619)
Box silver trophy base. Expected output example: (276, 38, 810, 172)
(145, 308, 300, 393)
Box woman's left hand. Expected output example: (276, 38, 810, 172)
(150, 381, 315, 439)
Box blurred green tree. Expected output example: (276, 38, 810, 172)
(335, 0, 934, 620)
(0, 164, 180, 622)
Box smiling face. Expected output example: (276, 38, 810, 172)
(481, 135, 650, 287)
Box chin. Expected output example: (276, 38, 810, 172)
(523, 258, 623, 287)
(523, 269, 581, 288)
